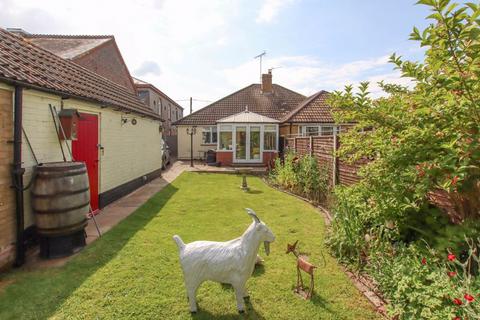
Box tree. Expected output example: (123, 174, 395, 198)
(329, 0, 480, 224)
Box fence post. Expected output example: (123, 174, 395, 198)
(309, 136, 313, 156)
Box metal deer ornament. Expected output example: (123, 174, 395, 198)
(286, 240, 316, 299)
(173, 208, 275, 313)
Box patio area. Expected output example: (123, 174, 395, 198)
(0, 172, 379, 319)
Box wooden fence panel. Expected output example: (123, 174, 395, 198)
(282, 135, 363, 187)
(294, 137, 310, 157)
(281, 134, 463, 221)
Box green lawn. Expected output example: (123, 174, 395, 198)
(0, 172, 379, 319)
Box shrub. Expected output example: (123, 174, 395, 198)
(270, 151, 329, 204)
(325, 1, 480, 318)
(369, 240, 480, 320)
(271, 151, 298, 190)
(297, 154, 329, 202)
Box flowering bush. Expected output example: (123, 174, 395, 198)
(369, 240, 479, 319)
(325, 1, 480, 318)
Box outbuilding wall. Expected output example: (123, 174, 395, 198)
(0, 82, 163, 269)
(0, 88, 15, 270)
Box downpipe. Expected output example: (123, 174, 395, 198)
(12, 86, 25, 267)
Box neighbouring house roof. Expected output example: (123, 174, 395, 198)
(133, 77, 183, 110)
(22, 34, 113, 60)
(282, 90, 334, 123)
(217, 109, 279, 123)
(174, 84, 306, 126)
(19, 32, 137, 94)
(0, 28, 160, 120)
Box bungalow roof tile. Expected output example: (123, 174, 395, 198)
(282, 90, 334, 123)
(0, 28, 160, 120)
(174, 84, 306, 126)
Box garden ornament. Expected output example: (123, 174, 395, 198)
(173, 208, 275, 313)
(286, 240, 316, 299)
(237, 169, 251, 191)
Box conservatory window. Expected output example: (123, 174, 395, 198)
(263, 125, 277, 151)
(219, 125, 232, 150)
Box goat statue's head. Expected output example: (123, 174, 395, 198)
(245, 208, 275, 255)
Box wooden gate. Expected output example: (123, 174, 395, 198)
(72, 113, 99, 212)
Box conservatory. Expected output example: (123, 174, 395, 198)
(214, 109, 279, 166)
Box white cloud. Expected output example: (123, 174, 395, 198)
(256, 0, 296, 24)
(0, 0, 242, 110)
(1, 0, 414, 112)
(135, 61, 162, 77)
(222, 54, 413, 98)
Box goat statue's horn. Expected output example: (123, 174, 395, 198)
(245, 208, 260, 224)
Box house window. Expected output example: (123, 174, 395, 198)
(202, 126, 217, 144)
(321, 126, 334, 136)
(305, 126, 319, 136)
(219, 125, 232, 150)
(263, 125, 277, 151)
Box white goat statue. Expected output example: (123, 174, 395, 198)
(173, 208, 275, 313)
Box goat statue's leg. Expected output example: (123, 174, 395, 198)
(186, 280, 200, 313)
(233, 283, 247, 313)
(242, 286, 249, 299)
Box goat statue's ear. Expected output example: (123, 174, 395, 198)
(245, 208, 260, 224)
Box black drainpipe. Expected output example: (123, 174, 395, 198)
(12, 86, 25, 267)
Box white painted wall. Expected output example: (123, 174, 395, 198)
(0, 83, 163, 228)
(177, 125, 216, 160)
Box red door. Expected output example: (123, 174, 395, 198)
(72, 113, 99, 212)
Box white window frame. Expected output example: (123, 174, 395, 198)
(217, 125, 233, 151)
(202, 126, 217, 144)
(216, 123, 278, 163)
(299, 124, 340, 136)
(263, 124, 278, 152)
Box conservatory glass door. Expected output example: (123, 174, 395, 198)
(235, 126, 247, 161)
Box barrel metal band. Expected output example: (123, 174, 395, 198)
(32, 187, 90, 198)
(36, 169, 87, 178)
(33, 201, 90, 214)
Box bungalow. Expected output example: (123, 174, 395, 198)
(281, 90, 341, 137)
(174, 71, 339, 165)
(0, 28, 163, 269)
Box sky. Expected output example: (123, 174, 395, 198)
(0, 0, 432, 112)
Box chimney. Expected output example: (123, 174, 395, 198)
(261, 70, 273, 94)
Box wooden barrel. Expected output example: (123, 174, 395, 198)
(31, 162, 89, 237)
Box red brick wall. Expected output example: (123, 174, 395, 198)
(73, 40, 136, 94)
(0, 89, 15, 270)
(216, 151, 233, 166)
(216, 151, 277, 167)
(262, 151, 278, 166)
